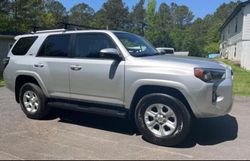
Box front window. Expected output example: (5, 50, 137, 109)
(114, 32, 159, 57)
(74, 33, 116, 58)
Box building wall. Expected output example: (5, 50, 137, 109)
(221, 10, 243, 42)
(220, 10, 244, 61)
(241, 41, 250, 70)
(240, 5, 250, 70)
(0, 37, 14, 72)
(220, 4, 250, 70)
(242, 5, 250, 40)
(226, 42, 243, 61)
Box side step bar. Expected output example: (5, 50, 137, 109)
(47, 99, 128, 119)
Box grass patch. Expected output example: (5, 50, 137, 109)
(217, 59, 250, 96)
(0, 73, 5, 87)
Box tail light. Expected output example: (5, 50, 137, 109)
(2, 57, 10, 70)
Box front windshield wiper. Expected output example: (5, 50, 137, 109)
(133, 53, 160, 57)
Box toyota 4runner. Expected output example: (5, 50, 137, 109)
(2, 29, 233, 146)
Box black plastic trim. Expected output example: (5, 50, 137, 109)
(48, 98, 128, 118)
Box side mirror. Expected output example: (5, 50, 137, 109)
(100, 48, 122, 61)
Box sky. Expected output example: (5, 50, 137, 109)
(58, 0, 235, 19)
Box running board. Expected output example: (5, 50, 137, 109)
(47, 99, 128, 118)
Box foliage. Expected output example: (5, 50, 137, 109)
(0, 74, 4, 87)
(44, 0, 67, 26)
(144, 0, 159, 45)
(68, 3, 94, 26)
(92, 0, 129, 30)
(128, 0, 145, 35)
(0, 0, 241, 56)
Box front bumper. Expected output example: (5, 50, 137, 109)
(191, 68, 233, 118)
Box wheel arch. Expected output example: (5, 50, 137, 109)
(15, 74, 48, 103)
(128, 85, 196, 120)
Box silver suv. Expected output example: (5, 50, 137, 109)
(3, 29, 233, 146)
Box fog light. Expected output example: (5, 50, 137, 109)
(212, 90, 217, 103)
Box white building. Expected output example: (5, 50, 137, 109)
(220, 0, 250, 70)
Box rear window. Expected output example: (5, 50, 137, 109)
(164, 49, 174, 54)
(37, 34, 71, 57)
(12, 36, 38, 55)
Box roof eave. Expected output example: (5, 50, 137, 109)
(219, 0, 250, 32)
(0, 35, 15, 39)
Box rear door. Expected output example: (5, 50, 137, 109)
(69, 33, 125, 105)
(32, 34, 72, 98)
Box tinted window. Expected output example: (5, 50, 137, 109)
(164, 49, 174, 54)
(12, 36, 38, 55)
(38, 34, 71, 57)
(74, 33, 116, 58)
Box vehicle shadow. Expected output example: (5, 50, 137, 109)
(176, 115, 238, 148)
(51, 108, 136, 135)
(49, 108, 238, 148)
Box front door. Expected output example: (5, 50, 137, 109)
(69, 33, 125, 105)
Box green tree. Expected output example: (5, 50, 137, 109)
(183, 18, 206, 56)
(44, 0, 67, 26)
(3, 0, 46, 32)
(0, 0, 11, 14)
(197, 1, 239, 56)
(156, 3, 173, 47)
(0, 0, 14, 31)
(170, 3, 194, 28)
(129, 0, 145, 35)
(91, 9, 108, 29)
(93, 0, 129, 30)
(144, 0, 160, 45)
(167, 3, 194, 51)
(68, 3, 94, 26)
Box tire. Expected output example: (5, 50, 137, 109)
(19, 83, 50, 120)
(134, 93, 191, 146)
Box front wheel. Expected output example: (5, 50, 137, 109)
(19, 83, 50, 120)
(135, 93, 192, 146)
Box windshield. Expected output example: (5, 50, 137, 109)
(114, 32, 159, 57)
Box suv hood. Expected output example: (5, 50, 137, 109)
(137, 55, 226, 69)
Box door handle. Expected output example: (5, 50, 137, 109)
(70, 65, 82, 71)
(34, 63, 44, 68)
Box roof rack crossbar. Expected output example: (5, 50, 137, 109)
(58, 22, 102, 30)
(33, 28, 66, 34)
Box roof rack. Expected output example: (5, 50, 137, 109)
(32, 28, 66, 34)
(58, 22, 102, 30)
(30, 22, 102, 34)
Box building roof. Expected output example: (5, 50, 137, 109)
(219, 0, 250, 32)
(0, 31, 23, 36)
(0, 31, 24, 39)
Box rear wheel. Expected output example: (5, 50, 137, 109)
(19, 83, 50, 119)
(135, 93, 191, 146)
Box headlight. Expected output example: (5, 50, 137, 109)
(194, 68, 226, 83)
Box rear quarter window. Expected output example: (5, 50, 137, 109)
(12, 36, 38, 55)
